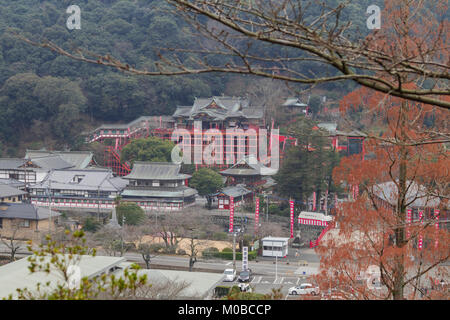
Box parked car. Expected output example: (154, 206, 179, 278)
(288, 283, 320, 295)
(223, 268, 236, 282)
(238, 269, 252, 282)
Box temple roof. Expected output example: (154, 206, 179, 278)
(173, 96, 264, 121)
(123, 162, 191, 181)
(121, 186, 197, 199)
(29, 169, 128, 192)
(220, 155, 278, 176)
(25, 150, 94, 169)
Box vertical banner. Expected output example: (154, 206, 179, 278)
(255, 197, 260, 234)
(418, 210, 423, 250)
(434, 209, 440, 249)
(324, 190, 328, 213)
(242, 246, 248, 271)
(312, 192, 316, 211)
(229, 197, 234, 233)
(289, 200, 295, 238)
(407, 208, 412, 239)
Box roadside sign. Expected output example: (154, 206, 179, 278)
(242, 246, 248, 271)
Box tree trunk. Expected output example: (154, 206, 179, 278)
(393, 101, 408, 300)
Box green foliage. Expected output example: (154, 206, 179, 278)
(0, 0, 219, 153)
(0, 73, 87, 145)
(308, 95, 323, 115)
(201, 247, 219, 258)
(120, 137, 175, 165)
(224, 286, 284, 300)
(189, 168, 224, 196)
(116, 202, 146, 226)
(224, 285, 266, 300)
(82, 217, 101, 232)
(212, 232, 228, 241)
(206, 249, 257, 260)
(214, 285, 231, 298)
(275, 117, 341, 207)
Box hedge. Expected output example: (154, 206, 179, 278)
(203, 249, 258, 260)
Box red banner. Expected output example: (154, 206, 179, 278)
(435, 209, 440, 249)
(418, 211, 423, 250)
(290, 200, 294, 238)
(255, 197, 260, 234)
(229, 197, 234, 233)
(407, 208, 412, 239)
(312, 192, 316, 211)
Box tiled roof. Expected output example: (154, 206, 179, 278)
(0, 203, 60, 220)
(121, 186, 197, 198)
(0, 178, 25, 189)
(0, 184, 27, 198)
(123, 162, 191, 181)
(29, 169, 128, 192)
(372, 181, 445, 208)
(218, 185, 252, 198)
(29, 155, 73, 170)
(173, 96, 264, 121)
(26, 150, 94, 169)
(282, 98, 308, 107)
(220, 155, 278, 176)
(0, 159, 27, 170)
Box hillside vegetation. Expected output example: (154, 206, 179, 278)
(0, 0, 379, 155)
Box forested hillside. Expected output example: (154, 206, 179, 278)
(0, 0, 380, 155)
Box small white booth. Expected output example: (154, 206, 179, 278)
(261, 237, 290, 257)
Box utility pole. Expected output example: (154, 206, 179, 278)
(265, 193, 269, 222)
(233, 233, 237, 271)
(121, 215, 125, 256)
(48, 179, 52, 234)
(275, 252, 278, 280)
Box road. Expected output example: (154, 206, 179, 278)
(0, 242, 319, 277)
(123, 248, 320, 277)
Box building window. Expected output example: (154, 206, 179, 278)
(21, 220, 30, 228)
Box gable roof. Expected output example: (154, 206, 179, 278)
(216, 184, 252, 198)
(282, 98, 308, 107)
(0, 159, 27, 170)
(372, 181, 445, 209)
(220, 155, 278, 176)
(29, 169, 128, 192)
(0, 203, 60, 220)
(173, 96, 264, 121)
(0, 185, 27, 198)
(123, 162, 191, 180)
(0, 178, 25, 189)
(25, 150, 93, 169)
(29, 155, 73, 170)
(121, 186, 198, 199)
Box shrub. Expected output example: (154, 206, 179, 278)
(212, 232, 228, 241)
(222, 247, 233, 253)
(177, 249, 186, 255)
(82, 217, 101, 232)
(214, 286, 231, 298)
(202, 247, 219, 259)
